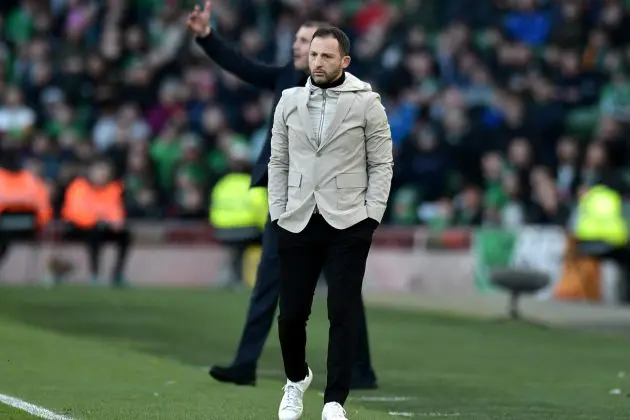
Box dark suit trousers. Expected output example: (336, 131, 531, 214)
(277, 215, 374, 405)
(64, 224, 131, 279)
(231, 216, 376, 383)
(231, 216, 282, 371)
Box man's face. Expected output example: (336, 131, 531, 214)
(89, 163, 111, 186)
(308, 36, 350, 84)
(292, 25, 318, 71)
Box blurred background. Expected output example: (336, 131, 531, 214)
(0, 0, 627, 225)
(2, 1, 630, 419)
(1, 1, 630, 301)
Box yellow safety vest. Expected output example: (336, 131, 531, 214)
(250, 186, 268, 231)
(209, 173, 268, 231)
(575, 185, 628, 246)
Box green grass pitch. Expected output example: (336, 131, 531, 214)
(0, 286, 629, 419)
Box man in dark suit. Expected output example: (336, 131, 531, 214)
(186, 1, 377, 390)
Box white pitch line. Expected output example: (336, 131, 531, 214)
(316, 392, 417, 402)
(0, 393, 75, 420)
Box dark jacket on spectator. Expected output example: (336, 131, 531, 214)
(195, 32, 308, 188)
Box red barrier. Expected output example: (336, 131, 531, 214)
(40, 221, 431, 249)
(2, 223, 475, 290)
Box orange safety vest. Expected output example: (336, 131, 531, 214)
(0, 168, 52, 228)
(61, 178, 125, 228)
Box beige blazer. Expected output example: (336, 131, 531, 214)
(268, 72, 393, 233)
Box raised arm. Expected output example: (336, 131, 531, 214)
(364, 94, 394, 223)
(267, 95, 289, 221)
(188, 1, 281, 90)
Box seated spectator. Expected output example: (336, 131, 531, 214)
(0, 0, 629, 232)
(549, 0, 587, 49)
(389, 186, 421, 226)
(61, 159, 131, 287)
(503, 0, 551, 47)
(209, 144, 265, 286)
(554, 136, 580, 202)
(599, 72, 630, 123)
(499, 171, 526, 228)
(0, 143, 52, 270)
(527, 171, 571, 225)
(452, 186, 483, 226)
(0, 86, 36, 138)
(396, 123, 454, 202)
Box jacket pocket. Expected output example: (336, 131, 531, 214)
(286, 172, 302, 211)
(288, 171, 302, 187)
(335, 172, 367, 211)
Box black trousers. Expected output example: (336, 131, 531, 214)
(277, 215, 375, 405)
(214, 240, 257, 285)
(228, 216, 376, 383)
(64, 224, 132, 282)
(0, 230, 38, 267)
(0, 241, 10, 265)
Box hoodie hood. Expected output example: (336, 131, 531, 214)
(307, 72, 372, 93)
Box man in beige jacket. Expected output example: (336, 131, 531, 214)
(268, 27, 393, 420)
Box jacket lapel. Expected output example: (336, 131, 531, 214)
(318, 93, 356, 151)
(296, 89, 317, 147)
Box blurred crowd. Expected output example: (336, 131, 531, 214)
(1, 0, 630, 226)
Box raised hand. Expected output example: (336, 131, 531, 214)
(187, 0, 212, 37)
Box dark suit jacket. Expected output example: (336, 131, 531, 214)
(196, 32, 307, 188)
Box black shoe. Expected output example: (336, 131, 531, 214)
(209, 365, 256, 386)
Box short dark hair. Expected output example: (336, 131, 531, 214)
(311, 26, 351, 56)
(302, 20, 331, 30)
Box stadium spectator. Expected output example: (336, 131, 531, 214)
(0, 143, 52, 270)
(61, 159, 131, 286)
(0, 0, 628, 230)
(209, 143, 267, 287)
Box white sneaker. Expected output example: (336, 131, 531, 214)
(322, 402, 348, 420)
(278, 367, 313, 420)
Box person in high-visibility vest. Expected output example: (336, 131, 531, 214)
(0, 146, 52, 270)
(574, 183, 630, 302)
(210, 173, 268, 234)
(61, 159, 132, 287)
(210, 170, 267, 286)
(575, 185, 628, 246)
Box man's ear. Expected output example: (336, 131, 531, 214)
(342, 56, 351, 69)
